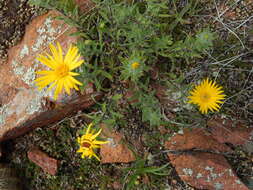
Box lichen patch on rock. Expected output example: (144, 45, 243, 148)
(32, 17, 64, 53)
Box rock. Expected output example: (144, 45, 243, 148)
(168, 152, 249, 190)
(100, 124, 136, 163)
(0, 9, 102, 141)
(165, 129, 249, 190)
(27, 148, 58, 175)
(165, 128, 232, 153)
(207, 117, 253, 146)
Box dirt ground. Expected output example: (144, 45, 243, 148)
(0, 0, 44, 59)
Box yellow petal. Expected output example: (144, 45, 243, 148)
(37, 55, 55, 69)
(69, 59, 84, 71)
(64, 44, 73, 62)
(47, 81, 57, 92)
(65, 46, 78, 63)
(93, 140, 109, 145)
(36, 70, 54, 75)
(63, 79, 71, 95)
(49, 43, 60, 63)
(91, 129, 102, 140)
(35, 77, 55, 89)
(86, 123, 93, 135)
(73, 84, 79, 90)
(54, 80, 63, 100)
(93, 152, 100, 161)
(69, 77, 82, 86)
(56, 42, 63, 63)
(77, 147, 84, 153)
(69, 72, 80, 76)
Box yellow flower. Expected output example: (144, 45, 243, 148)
(131, 62, 140, 69)
(77, 123, 108, 161)
(35, 42, 84, 100)
(188, 78, 226, 114)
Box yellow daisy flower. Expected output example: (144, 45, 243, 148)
(131, 62, 140, 69)
(188, 78, 226, 114)
(77, 123, 108, 161)
(35, 42, 84, 100)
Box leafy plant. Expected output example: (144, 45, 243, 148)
(123, 159, 169, 190)
(29, 0, 216, 129)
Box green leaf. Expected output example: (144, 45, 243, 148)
(100, 70, 113, 81)
(112, 94, 122, 101)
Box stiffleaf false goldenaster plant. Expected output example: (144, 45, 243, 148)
(188, 78, 226, 114)
(35, 42, 84, 99)
(77, 123, 108, 161)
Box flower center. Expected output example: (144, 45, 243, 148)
(200, 92, 211, 102)
(82, 141, 91, 148)
(56, 64, 69, 78)
(131, 62, 140, 69)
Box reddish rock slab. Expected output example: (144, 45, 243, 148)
(207, 117, 253, 146)
(165, 128, 232, 153)
(165, 129, 249, 190)
(167, 152, 249, 190)
(28, 148, 58, 175)
(0, 6, 101, 141)
(1, 93, 102, 141)
(100, 125, 136, 163)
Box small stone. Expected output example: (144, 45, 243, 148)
(27, 148, 58, 175)
(100, 124, 135, 163)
